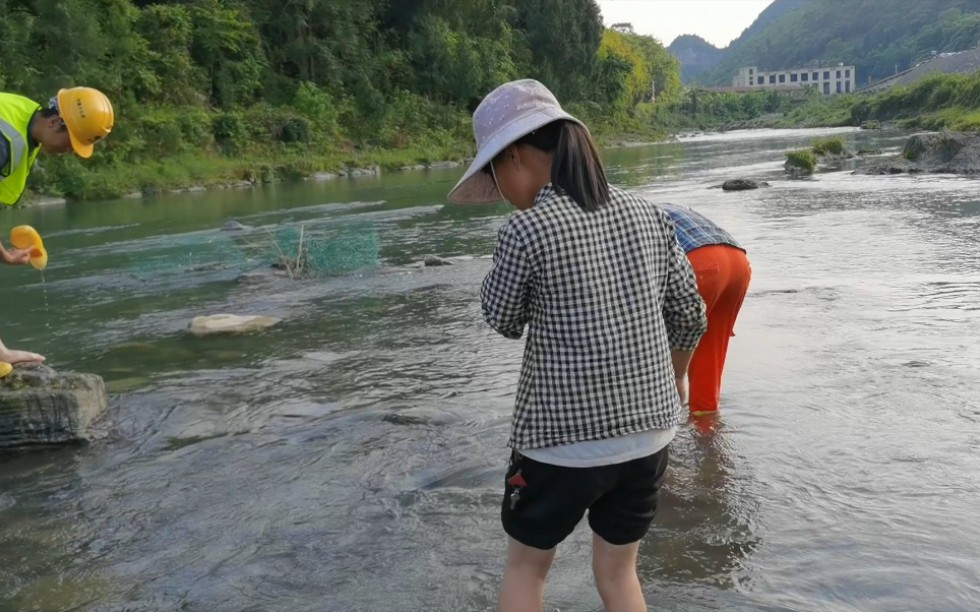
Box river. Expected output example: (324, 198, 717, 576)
(2, 128, 979, 611)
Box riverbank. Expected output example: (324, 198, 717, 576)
(19, 70, 980, 206)
(656, 72, 980, 135)
(18, 111, 669, 206)
(19, 143, 475, 206)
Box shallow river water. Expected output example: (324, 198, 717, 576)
(2, 128, 979, 611)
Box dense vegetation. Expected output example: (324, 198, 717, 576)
(652, 69, 980, 135)
(651, 86, 843, 132)
(850, 72, 980, 131)
(4, 0, 978, 203)
(0, 0, 680, 201)
(692, 0, 980, 87)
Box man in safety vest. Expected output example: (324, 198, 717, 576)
(0, 86, 114, 365)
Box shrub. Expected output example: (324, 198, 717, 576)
(276, 116, 313, 143)
(212, 112, 244, 143)
(811, 136, 845, 156)
(786, 150, 817, 173)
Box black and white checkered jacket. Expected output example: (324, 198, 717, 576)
(482, 184, 707, 450)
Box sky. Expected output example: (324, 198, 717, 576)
(596, 0, 776, 49)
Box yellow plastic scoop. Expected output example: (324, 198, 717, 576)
(10, 225, 42, 249)
(10, 225, 47, 270)
(30, 246, 48, 270)
(0, 362, 12, 378)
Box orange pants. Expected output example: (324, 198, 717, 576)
(687, 245, 751, 414)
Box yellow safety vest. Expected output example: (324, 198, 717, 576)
(0, 93, 42, 206)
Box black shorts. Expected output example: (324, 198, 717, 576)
(501, 445, 669, 550)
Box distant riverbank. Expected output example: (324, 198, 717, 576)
(20, 71, 980, 206)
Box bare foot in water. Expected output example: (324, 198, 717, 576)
(0, 346, 46, 364)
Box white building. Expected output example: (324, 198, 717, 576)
(732, 64, 856, 95)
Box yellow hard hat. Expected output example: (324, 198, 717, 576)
(55, 87, 114, 159)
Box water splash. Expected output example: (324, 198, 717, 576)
(39, 270, 50, 327)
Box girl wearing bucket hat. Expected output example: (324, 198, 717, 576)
(450, 79, 707, 611)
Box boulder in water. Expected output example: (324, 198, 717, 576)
(0, 364, 108, 450)
(855, 131, 980, 175)
(722, 179, 769, 191)
(423, 255, 454, 267)
(188, 314, 281, 336)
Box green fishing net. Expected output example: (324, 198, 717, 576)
(262, 222, 381, 276)
(123, 221, 380, 278)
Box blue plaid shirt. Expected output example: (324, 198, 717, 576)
(660, 204, 743, 254)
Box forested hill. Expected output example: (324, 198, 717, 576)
(693, 0, 980, 86)
(0, 0, 680, 201)
(666, 35, 724, 84)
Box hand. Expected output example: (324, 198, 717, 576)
(0, 242, 32, 266)
(675, 375, 689, 406)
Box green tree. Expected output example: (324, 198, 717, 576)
(402, 2, 519, 105)
(628, 33, 682, 103)
(136, 4, 201, 105)
(515, 0, 603, 102)
(186, 0, 264, 108)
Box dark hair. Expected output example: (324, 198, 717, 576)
(38, 107, 68, 132)
(483, 120, 609, 212)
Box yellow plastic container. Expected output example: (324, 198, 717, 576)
(10, 225, 43, 250)
(30, 246, 48, 270)
(9, 225, 47, 270)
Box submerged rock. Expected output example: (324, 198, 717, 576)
(345, 166, 380, 177)
(423, 255, 454, 267)
(0, 364, 108, 450)
(855, 163, 917, 175)
(784, 163, 813, 178)
(428, 160, 464, 169)
(188, 314, 281, 336)
(721, 179, 769, 191)
(309, 172, 337, 181)
(237, 269, 290, 284)
(220, 220, 253, 232)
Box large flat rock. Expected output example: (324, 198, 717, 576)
(0, 364, 108, 450)
(188, 314, 281, 336)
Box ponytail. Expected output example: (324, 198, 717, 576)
(514, 120, 610, 212)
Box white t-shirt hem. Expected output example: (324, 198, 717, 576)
(521, 426, 677, 468)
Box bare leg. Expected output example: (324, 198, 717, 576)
(592, 533, 647, 612)
(497, 536, 556, 612)
(0, 337, 45, 364)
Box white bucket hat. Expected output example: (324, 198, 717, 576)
(447, 79, 586, 203)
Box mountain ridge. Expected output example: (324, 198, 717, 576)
(670, 0, 980, 86)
